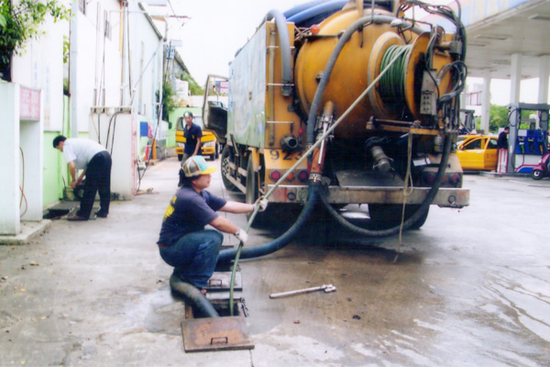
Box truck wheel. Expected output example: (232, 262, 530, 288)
(368, 204, 429, 230)
(531, 169, 543, 180)
(221, 145, 238, 191)
(177, 154, 183, 162)
(215, 145, 220, 160)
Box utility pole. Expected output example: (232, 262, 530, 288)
(69, 0, 79, 137)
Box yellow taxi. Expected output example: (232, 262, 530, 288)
(456, 135, 499, 171)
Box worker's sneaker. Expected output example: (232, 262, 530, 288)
(67, 215, 88, 221)
(94, 211, 108, 218)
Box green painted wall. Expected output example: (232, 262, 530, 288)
(42, 96, 70, 208)
(43, 130, 64, 207)
(42, 96, 89, 209)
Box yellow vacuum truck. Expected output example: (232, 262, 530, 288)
(203, 0, 469, 232)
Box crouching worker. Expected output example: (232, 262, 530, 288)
(157, 155, 267, 293)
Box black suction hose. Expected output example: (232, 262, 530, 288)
(305, 15, 423, 146)
(170, 274, 220, 318)
(266, 9, 293, 97)
(304, 14, 448, 238)
(217, 182, 320, 263)
(219, 12, 433, 267)
(319, 134, 453, 237)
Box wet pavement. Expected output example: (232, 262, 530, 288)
(1, 157, 549, 366)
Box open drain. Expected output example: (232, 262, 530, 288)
(180, 271, 254, 352)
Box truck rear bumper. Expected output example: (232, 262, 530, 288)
(266, 185, 469, 208)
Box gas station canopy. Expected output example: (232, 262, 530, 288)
(459, 0, 550, 80)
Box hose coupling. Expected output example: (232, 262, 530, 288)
(370, 145, 392, 172)
(280, 134, 299, 152)
(309, 173, 323, 182)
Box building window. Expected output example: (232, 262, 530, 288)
(466, 91, 482, 106)
(78, 0, 86, 14)
(104, 13, 112, 40)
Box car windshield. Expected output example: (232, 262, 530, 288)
(463, 138, 483, 150)
(177, 115, 203, 130)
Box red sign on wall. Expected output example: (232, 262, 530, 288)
(20, 86, 41, 121)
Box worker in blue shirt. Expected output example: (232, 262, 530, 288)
(157, 155, 267, 292)
(182, 111, 202, 162)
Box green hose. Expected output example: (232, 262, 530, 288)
(379, 44, 412, 105)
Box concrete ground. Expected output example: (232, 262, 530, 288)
(1, 157, 549, 366)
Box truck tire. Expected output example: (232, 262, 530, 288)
(368, 204, 429, 230)
(221, 145, 238, 192)
(177, 154, 183, 162)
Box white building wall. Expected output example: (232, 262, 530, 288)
(6, 0, 165, 210)
(73, 0, 162, 121)
(11, 17, 65, 132)
(73, 0, 123, 133)
(10, 0, 164, 134)
(127, 1, 163, 121)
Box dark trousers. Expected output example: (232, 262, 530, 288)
(77, 151, 112, 218)
(159, 230, 223, 289)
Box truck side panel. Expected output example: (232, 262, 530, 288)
(229, 25, 266, 148)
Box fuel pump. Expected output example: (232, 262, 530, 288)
(507, 103, 549, 173)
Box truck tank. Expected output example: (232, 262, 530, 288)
(203, 0, 469, 231)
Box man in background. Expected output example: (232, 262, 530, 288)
(182, 111, 202, 162)
(497, 126, 510, 173)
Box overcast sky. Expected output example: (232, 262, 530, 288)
(169, 0, 300, 84)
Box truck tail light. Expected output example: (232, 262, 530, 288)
(298, 170, 308, 183)
(270, 170, 281, 182)
(450, 173, 461, 186)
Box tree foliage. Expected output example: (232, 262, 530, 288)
(0, 0, 69, 80)
(489, 105, 509, 132)
(489, 105, 539, 132)
(179, 72, 204, 96)
(156, 81, 178, 122)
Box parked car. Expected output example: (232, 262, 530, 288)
(457, 135, 499, 171)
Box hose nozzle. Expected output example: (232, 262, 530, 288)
(370, 145, 391, 172)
